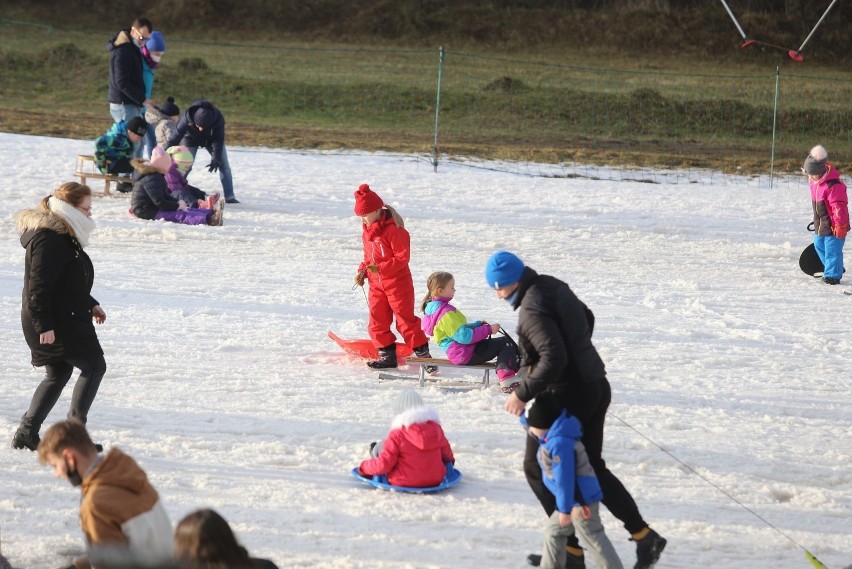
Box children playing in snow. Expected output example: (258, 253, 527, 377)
(155, 146, 217, 209)
(421, 271, 521, 393)
(803, 144, 849, 285)
(353, 183, 434, 370)
(358, 389, 454, 488)
(522, 391, 623, 569)
(130, 150, 223, 226)
(94, 116, 149, 192)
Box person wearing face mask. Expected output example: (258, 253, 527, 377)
(38, 420, 173, 569)
(107, 17, 156, 158)
(485, 251, 666, 569)
(140, 31, 166, 159)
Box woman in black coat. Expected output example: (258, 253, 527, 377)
(12, 182, 107, 451)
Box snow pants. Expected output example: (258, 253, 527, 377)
(367, 274, 428, 349)
(814, 233, 845, 280)
(523, 379, 648, 540)
(154, 208, 213, 226)
(466, 336, 520, 372)
(540, 505, 623, 569)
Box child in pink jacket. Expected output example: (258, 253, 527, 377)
(804, 145, 849, 284)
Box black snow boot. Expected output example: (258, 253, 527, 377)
(413, 343, 439, 375)
(12, 428, 40, 451)
(367, 344, 397, 369)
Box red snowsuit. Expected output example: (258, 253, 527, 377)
(359, 406, 455, 488)
(359, 209, 428, 349)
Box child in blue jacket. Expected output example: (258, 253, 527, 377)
(421, 271, 521, 393)
(523, 391, 623, 569)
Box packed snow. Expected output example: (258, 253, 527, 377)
(1, 132, 850, 569)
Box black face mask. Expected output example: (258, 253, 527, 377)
(65, 458, 83, 487)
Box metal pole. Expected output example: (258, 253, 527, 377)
(718, 0, 748, 40)
(797, 0, 839, 52)
(770, 66, 780, 190)
(432, 46, 445, 173)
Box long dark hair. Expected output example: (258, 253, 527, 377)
(173, 509, 252, 569)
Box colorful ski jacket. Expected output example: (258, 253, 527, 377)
(359, 406, 455, 488)
(810, 164, 849, 236)
(422, 297, 492, 364)
(527, 410, 603, 515)
(78, 448, 173, 569)
(94, 121, 133, 174)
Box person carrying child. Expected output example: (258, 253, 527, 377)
(358, 389, 454, 488)
(130, 151, 222, 226)
(421, 271, 521, 393)
(522, 391, 623, 569)
(353, 183, 434, 370)
(803, 144, 849, 285)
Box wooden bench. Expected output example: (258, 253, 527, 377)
(74, 155, 126, 196)
(406, 357, 497, 388)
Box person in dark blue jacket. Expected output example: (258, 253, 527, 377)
(107, 17, 156, 159)
(166, 100, 239, 204)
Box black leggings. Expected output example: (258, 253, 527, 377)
(523, 379, 647, 536)
(466, 336, 520, 372)
(20, 354, 107, 434)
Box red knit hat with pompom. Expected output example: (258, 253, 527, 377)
(353, 183, 383, 215)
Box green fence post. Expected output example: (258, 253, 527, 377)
(770, 66, 780, 190)
(432, 46, 445, 173)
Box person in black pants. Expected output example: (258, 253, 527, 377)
(485, 250, 666, 569)
(12, 182, 108, 452)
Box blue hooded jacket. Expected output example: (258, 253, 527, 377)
(528, 410, 603, 514)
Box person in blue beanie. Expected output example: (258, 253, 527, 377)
(485, 250, 666, 569)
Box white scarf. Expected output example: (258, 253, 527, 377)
(48, 196, 96, 248)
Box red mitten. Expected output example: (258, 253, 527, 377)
(833, 223, 850, 239)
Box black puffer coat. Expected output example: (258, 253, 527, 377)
(166, 100, 226, 163)
(18, 210, 103, 367)
(131, 162, 181, 220)
(106, 29, 146, 106)
(510, 267, 606, 403)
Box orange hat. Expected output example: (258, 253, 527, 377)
(353, 183, 383, 216)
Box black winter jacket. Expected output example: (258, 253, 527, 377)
(18, 210, 103, 367)
(510, 267, 606, 403)
(131, 163, 181, 219)
(107, 30, 146, 106)
(166, 100, 226, 163)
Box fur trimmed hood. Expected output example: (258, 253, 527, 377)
(390, 405, 441, 430)
(16, 208, 69, 238)
(132, 159, 161, 176)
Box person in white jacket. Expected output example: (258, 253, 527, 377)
(38, 420, 173, 569)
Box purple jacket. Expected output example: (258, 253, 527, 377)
(422, 298, 492, 364)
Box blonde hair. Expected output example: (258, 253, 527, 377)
(37, 182, 93, 236)
(384, 204, 404, 228)
(421, 271, 454, 312)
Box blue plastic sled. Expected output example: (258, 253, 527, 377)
(351, 463, 462, 493)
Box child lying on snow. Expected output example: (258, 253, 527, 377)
(358, 389, 454, 488)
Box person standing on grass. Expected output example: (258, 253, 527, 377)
(166, 100, 240, 204)
(107, 17, 156, 158)
(485, 250, 666, 569)
(803, 144, 849, 285)
(12, 183, 107, 452)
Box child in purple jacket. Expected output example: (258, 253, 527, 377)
(421, 271, 520, 393)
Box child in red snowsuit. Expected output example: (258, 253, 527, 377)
(353, 184, 432, 369)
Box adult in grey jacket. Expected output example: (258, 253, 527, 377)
(13, 183, 107, 452)
(485, 250, 666, 569)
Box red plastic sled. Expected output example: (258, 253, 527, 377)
(327, 331, 413, 363)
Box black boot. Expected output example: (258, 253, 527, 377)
(367, 344, 397, 369)
(12, 428, 40, 451)
(414, 343, 438, 375)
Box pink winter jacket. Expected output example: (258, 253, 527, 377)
(810, 164, 849, 236)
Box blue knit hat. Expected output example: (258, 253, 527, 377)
(485, 250, 525, 289)
(147, 31, 166, 52)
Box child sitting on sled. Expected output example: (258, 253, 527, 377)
(358, 389, 454, 488)
(421, 271, 521, 393)
(523, 391, 623, 569)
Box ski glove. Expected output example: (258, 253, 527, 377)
(354, 271, 365, 287)
(833, 223, 850, 239)
(206, 160, 220, 173)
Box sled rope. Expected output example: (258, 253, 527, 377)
(611, 413, 829, 568)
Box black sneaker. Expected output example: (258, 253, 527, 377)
(633, 529, 666, 569)
(822, 276, 840, 285)
(12, 429, 40, 451)
(527, 553, 585, 568)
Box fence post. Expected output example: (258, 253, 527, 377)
(770, 66, 780, 190)
(431, 46, 445, 173)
